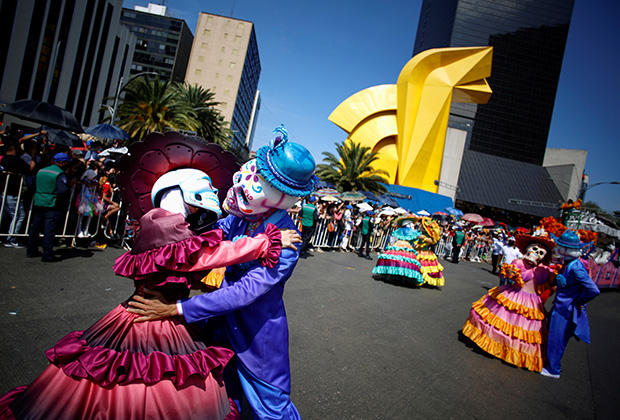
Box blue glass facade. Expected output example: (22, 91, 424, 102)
(413, 0, 575, 166)
(120, 8, 193, 83)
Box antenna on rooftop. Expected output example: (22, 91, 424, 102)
(230, 0, 236, 17)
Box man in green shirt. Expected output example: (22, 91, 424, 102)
(27, 153, 74, 262)
(299, 196, 318, 258)
(357, 210, 374, 259)
(452, 226, 465, 264)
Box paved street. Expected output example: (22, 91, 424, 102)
(1, 245, 618, 419)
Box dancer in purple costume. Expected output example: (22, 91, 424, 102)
(129, 126, 318, 419)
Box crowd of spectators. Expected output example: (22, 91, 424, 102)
(289, 195, 532, 272)
(0, 125, 122, 258)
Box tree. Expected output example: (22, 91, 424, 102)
(114, 75, 196, 141)
(173, 83, 233, 148)
(315, 140, 390, 195)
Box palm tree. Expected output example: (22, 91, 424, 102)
(173, 83, 233, 147)
(114, 75, 196, 141)
(315, 140, 390, 194)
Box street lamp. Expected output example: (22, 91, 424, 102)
(110, 71, 159, 124)
(579, 181, 620, 201)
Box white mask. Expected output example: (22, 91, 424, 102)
(223, 159, 297, 220)
(524, 243, 548, 265)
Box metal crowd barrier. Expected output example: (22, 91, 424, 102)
(0, 171, 125, 246)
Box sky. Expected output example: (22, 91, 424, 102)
(127, 0, 620, 212)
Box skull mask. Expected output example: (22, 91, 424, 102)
(223, 159, 298, 221)
(524, 243, 548, 265)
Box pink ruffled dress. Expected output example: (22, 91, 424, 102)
(0, 209, 282, 420)
(462, 259, 554, 372)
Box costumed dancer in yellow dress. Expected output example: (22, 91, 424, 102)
(461, 233, 557, 372)
(414, 217, 445, 287)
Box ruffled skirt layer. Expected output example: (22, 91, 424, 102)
(372, 246, 423, 285)
(462, 285, 547, 372)
(417, 250, 445, 287)
(0, 304, 237, 420)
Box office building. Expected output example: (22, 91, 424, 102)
(120, 3, 193, 83)
(411, 0, 576, 219)
(0, 0, 135, 128)
(414, 0, 575, 166)
(185, 13, 261, 160)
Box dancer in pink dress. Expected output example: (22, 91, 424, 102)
(462, 234, 557, 372)
(0, 133, 300, 420)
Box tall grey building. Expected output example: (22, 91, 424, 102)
(120, 3, 193, 83)
(185, 13, 261, 160)
(0, 0, 135, 128)
(414, 0, 575, 166)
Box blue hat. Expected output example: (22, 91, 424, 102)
(53, 153, 70, 162)
(308, 196, 317, 203)
(556, 230, 582, 249)
(86, 139, 94, 146)
(255, 125, 319, 197)
(346, 204, 353, 209)
(367, 210, 374, 216)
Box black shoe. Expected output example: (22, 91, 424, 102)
(365, 255, 373, 260)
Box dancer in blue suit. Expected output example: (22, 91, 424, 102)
(129, 126, 318, 419)
(541, 230, 600, 379)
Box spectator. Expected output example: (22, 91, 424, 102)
(26, 152, 75, 261)
(76, 160, 102, 238)
(340, 204, 353, 252)
(1, 138, 32, 247)
(452, 226, 465, 263)
(357, 210, 374, 259)
(299, 196, 318, 258)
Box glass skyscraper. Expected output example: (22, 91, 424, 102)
(120, 6, 193, 83)
(413, 0, 575, 166)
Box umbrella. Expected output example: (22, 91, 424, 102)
(433, 211, 448, 216)
(360, 191, 381, 202)
(377, 194, 399, 207)
(480, 217, 495, 227)
(319, 195, 338, 202)
(356, 202, 373, 211)
(99, 146, 129, 158)
(378, 207, 397, 216)
(315, 187, 341, 198)
(340, 191, 366, 202)
(416, 210, 431, 216)
(85, 123, 130, 140)
(445, 207, 463, 218)
(462, 213, 485, 223)
(45, 127, 83, 148)
(394, 207, 408, 214)
(1, 99, 83, 133)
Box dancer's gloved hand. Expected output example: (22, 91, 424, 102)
(556, 274, 567, 288)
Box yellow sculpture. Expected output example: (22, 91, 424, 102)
(329, 47, 493, 193)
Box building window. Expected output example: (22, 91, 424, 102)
(201, 42, 207, 49)
(195, 69, 202, 76)
(207, 16, 213, 24)
(238, 22, 244, 30)
(221, 46, 225, 53)
(221, 102, 227, 108)
(235, 35, 241, 42)
(226, 75, 232, 82)
(198, 55, 204, 62)
(224, 89, 230, 95)
(204, 29, 210, 36)
(215, 72, 219, 79)
(218, 59, 222, 66)
(229, 62, 236, 68)
(232, 48, 238, 55)
(224, 33, 228, 40)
